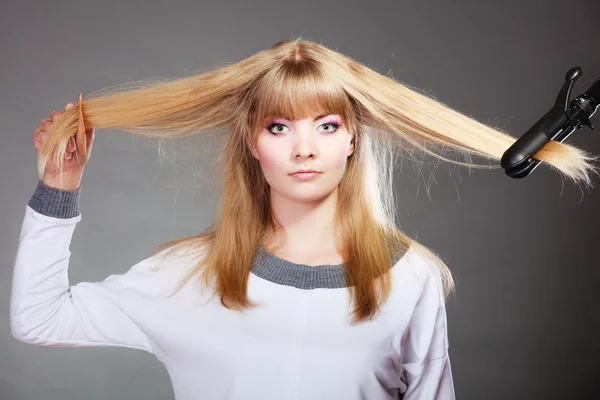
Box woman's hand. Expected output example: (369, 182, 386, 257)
(33, 94, 95, 190)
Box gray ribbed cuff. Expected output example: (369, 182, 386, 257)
(27, 180, 80, 219)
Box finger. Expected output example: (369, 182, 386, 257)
(33, 126, 45, 139)
(65, 137, 74, 159)
(85, 127, 95, 155)
(86, 127, 95, 143)
(76, 93, 87, 157)
(50, 110, 62, 122)
(66, 136, 76, 153)
(33, 128, 47, 151)
(40, 119, 52, 131)
(33, 128, 42, 150)
(65, 103, 75, 110)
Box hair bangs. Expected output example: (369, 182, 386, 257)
(248, 61, 357, 136)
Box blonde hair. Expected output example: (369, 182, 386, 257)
(38, 38, 599, 324)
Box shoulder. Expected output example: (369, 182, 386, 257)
(107, 245, 205, 298)
(390, 244, 448, 302)
(393, 245, 443, 282)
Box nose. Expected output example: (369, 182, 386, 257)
(292, 127, 317, 159)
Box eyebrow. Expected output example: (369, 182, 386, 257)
(313, 114, 331, 121)
(266, 114, 337, 123)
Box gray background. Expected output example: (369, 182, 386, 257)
(2, 0, 600, 399)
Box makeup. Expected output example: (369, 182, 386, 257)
(290, 171, 321, 181)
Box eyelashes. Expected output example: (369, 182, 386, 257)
(265, 121, 342, 135)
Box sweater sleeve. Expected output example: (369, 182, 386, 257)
(399, 251, 455, 399)
(9, 180, 160, 354)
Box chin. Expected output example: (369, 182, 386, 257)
(283, 187, 336, 203)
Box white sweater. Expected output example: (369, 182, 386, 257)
(10, 180, 455, 399)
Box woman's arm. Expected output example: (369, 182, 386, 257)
(10, 180, 158, 353)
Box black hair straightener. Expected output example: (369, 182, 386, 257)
(501, 67, 600, 178)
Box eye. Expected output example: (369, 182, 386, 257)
(265, 121, 342, 135)
(265, 123, 289, 135)
(319, 121, 341, 133)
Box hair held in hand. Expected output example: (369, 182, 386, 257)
(37, 38, 600, 323)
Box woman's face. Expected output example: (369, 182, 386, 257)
(251, 114, 354, 203)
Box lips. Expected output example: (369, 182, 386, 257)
(289, 170, 322, 181)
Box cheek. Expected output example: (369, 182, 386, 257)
(257, 150, 278, 169)
(328, 141, 353, 169)
(255, 141, 284, 179)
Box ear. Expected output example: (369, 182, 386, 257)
(347, 136, 355, 157)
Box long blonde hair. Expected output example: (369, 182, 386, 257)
(38, 38, 599, 324)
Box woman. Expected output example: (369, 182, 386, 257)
(10, 38, 597, 399)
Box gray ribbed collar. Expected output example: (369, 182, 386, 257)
(250, 245, 405, 290)
(251, 245, 348, 289)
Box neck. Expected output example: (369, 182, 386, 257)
(263, 187, 341, 255)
